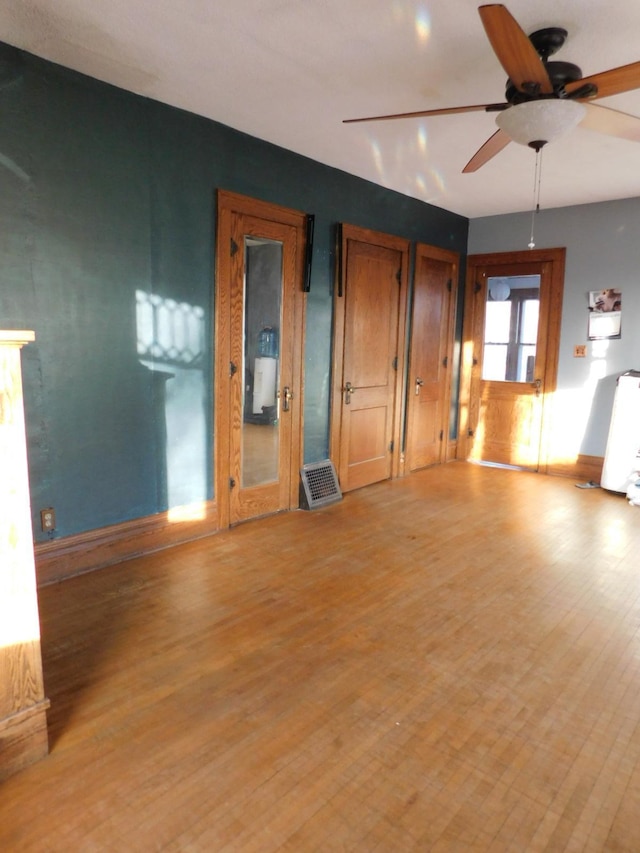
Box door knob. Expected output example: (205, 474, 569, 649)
(283, 386, 293, 412)
(344, 381, 356, 405)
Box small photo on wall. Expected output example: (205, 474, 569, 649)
(588, 289, 622, 340)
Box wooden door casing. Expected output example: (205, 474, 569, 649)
(228, 214, 298, 524)
(459, 248, 565, 472)
(405, 244, 458, 472)
(330, 224, 409, 493)
(215, 191, 307, 529)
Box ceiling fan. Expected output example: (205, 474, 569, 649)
(344, 4, 640, 172)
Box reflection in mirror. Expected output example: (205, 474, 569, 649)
(242, 238, 283, 488)
(482, 275, 540, 382)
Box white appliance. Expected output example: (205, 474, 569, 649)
(252, 356, 277, 414)
(601, 370, 640, 492)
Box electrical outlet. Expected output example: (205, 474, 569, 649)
(574, 344, 587, 358)
(40, 507, 56, 532)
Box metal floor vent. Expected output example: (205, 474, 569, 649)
(299, 460, 342, 510)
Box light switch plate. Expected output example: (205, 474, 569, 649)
(574, 344, 587, 358)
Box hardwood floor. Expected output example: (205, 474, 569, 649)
(2, 462, 640, 851)
(242, 422, 278, 487)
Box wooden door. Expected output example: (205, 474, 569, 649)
(215, 192, 307, 528)
(330, 225, 409, 492)
(405, 244, 458, 472)
(460, 248, 565, 471)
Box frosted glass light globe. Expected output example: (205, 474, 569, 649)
(496, 100, 586, 147)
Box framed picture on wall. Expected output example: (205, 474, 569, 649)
(588, 289, 622, 340)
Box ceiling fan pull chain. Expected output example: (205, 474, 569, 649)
(528, 146, 544, 249)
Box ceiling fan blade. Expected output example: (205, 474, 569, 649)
(343, 103, 505, 124)
(462, 128, 511, 173)
(479, 4, 553, 95)
(565, 61, 640, 100)
(580, 103, 640, 142)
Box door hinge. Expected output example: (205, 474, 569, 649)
(230, 361, 238, 377)
(229, 477, 236, 489)
(230, 237, 239, 257)
(392, 356, 398, 371)
(468, 428, 474, 437)
(474, 281, 482, 294)
(396, 268, 402, 285)
(389, 440, 394, 452)
(447, 278, 453, 292)
(439, 430, 444, 441)
(442, 356, 448, 368)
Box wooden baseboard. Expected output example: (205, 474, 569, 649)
(546, 454, 604, 483)
(35, 501, 218, 587)
(0, 699, 50, 783)
(34, 454, 603, 587)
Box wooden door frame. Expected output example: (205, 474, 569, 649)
(402, 242, 459, 476)
(214, 190, 307, 529)
(458, 247, 565, 473)
(329, 223, 409, 482)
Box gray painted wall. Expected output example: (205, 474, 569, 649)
(469, 198, 640, 460)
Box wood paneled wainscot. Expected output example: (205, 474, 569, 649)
(0, 331, 49, 781)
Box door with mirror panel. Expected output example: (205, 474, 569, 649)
(215, 192, 306, 527)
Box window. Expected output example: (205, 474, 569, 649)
(482, 276, 540, 382)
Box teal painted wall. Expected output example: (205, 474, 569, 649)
(0, 45, 468, 541)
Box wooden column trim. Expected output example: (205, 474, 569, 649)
(0, 330, 49, 781)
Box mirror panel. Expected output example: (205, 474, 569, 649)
(241, 238, 283, 488)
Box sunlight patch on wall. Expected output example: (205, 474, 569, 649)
(546, 389, 586, 464)
(136, 290, 204, 367)
(167, 501, 208, 523)
(546, 341, 610, 464)
(590, 339, 610, 368)
(136, 290, 207, 514)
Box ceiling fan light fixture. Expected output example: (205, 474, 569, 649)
(496, 99, 587, 147)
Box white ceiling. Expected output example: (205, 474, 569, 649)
(2, 0, 640, 218)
